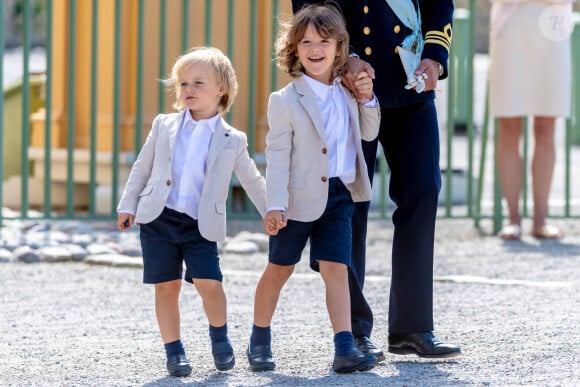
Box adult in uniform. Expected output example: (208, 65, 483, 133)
(292, 0, 461, 358)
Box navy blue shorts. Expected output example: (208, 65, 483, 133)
(269, 178, 354, 272)
(139, 207, 221, 284)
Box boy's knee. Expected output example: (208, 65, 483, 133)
(264, 263, 294, 281)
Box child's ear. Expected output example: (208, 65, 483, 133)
(218, 85, 226, 96)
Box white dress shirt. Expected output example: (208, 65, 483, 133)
(304, 75, 358, 185)
(166, 110, 219, 220)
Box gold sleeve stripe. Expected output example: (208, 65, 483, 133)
(424, 35, 450, 51)
(425, 30, 452, 44)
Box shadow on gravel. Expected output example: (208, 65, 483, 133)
(141, 361, 464, 386)
(501, 239, 580, 258)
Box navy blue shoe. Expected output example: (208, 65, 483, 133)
(246, 343, 275, 372)
(332, 349, 377, 373)
(355, 336, 386, 362)
(212, 340, 235, 371)
(166, 353, 192, 377)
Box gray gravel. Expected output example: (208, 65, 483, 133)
(1, 217, 579, 386)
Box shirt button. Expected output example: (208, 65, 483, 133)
(394, 25, 401, 34)
(363, 26, 370, 35)
(363, 5, 369, 14)
(166, 180, 171, 186)
(322, 148, 327, 154)
(321, 176, 328, 183)
(365, 47, 372, 56)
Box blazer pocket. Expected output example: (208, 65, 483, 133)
(215, 201, 226, 215)
(138, 185, 154, 197)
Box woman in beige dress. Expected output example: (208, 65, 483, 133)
(488, 0, 573, 239)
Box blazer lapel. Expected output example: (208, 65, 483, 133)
(294, 76, 327, 142)
(344, 87, 361, 141)
(206, 117, 230, 171)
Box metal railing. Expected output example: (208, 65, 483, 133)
(2, 0, 580, 231)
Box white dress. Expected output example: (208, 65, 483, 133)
(488, 0, 572, 118)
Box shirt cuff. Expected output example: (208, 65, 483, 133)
(362, 95, 378, 108)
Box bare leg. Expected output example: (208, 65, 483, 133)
(194, 279, 227, 327)
(155, 279, 182, 343)
(497, 117, 524, 226)
(531, 116, 556, 233)
(319, 261, 351, 334)
(253, 263, 294, 327)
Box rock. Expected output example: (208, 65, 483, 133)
(13, 246, 41, 263)
(38, 246, 73, 262)
(0, 248, 14, 263)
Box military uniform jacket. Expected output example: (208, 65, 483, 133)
(293, 0, 453, 108)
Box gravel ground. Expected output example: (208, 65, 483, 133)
(1, 218, 579, 386)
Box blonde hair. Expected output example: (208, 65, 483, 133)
(163, 46, 238, 113)
(276, 3, 349, 78)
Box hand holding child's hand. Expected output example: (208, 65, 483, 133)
(263, 210, 287, 235)
(353, 71, 374, 103)
(117, 213, 134, 231)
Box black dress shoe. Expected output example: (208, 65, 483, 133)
(212, 340, 235, 371)
(332, 349, 377, 373)
(246, 344, 275, 372)
(166, 353, 192, 377)
(355, 336, 386, 362)
(388, 332, 461, 358)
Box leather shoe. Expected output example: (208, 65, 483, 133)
(355, 336, 386, 362)
(388, 332, 461, 358)
(212, 340, 235, 371)
(246, 343, 275, 372)
(333, 349, 377, 373)
(166, 353, 192, 377)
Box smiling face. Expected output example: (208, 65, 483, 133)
(177, 63, 225, 121)
(296, 23, 339, 84)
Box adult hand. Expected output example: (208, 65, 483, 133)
(413, 59, 441, 92)
(343, 56, 376, 102)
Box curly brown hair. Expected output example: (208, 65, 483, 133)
(275, 3, 349, 79)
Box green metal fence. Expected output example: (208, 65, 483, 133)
(2, 0, 580, 232)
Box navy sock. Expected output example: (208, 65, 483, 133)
(164, 339, 185, 358)
(250, 324, 271, 347)
(334, 331, 357, 356)
(209, 323, 228, 344)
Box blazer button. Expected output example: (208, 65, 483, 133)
(322, 148, 327, 154)
(394, 47, 399, 54)
(321, 176, 328, 183)
(363, 26, 370, 35)
(365, 47, 372, 56)
(394, 25, 401, 34)
(363, 5, 369, 14)
(166, 179, 171, 186)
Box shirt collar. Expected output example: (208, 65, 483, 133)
(181, 109, 220, 134)
(302, 74, 342, 101)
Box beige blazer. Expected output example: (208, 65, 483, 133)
(266, 75, 380, 222)
(117, 111, 266, 242)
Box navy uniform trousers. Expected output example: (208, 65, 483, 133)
(351, 100, 441, 336)
(292, 0, 453, 336)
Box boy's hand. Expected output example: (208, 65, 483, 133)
(343, 56, 375, 103)
(117, 213, 134, 231)
(353, 71, 374, 103)
(263, 210, 287, 235)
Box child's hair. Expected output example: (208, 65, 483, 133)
(276, 2, 349, 79)
(163, 46, 238, 113)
